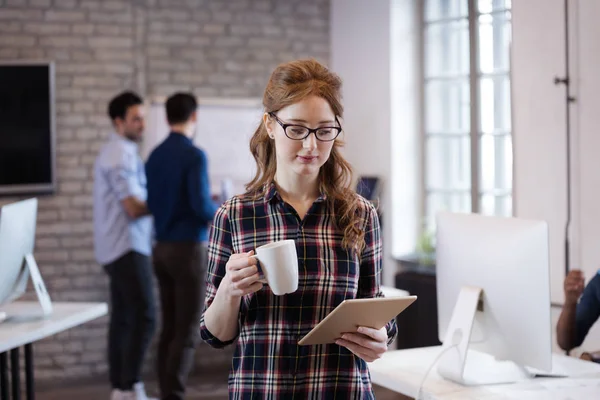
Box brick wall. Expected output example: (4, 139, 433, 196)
(0, 0, 329, 386)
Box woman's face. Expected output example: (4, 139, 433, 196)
(264, 95, 339, 180)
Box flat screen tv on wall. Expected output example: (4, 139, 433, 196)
(0, 61, 56, 196)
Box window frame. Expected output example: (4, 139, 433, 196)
(421, 0, 513, 230)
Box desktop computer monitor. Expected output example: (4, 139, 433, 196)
(0, 198, 51, 320)
(435, 211, 552, 385)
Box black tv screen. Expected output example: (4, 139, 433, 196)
(0, 62, 55, 195)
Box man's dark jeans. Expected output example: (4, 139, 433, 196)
(153, 242, 207, 400)
(104, 250, 156, 391)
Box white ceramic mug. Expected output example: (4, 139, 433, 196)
(250, 239, 299, 295)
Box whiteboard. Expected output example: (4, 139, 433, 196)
(142, 97, 264, 196)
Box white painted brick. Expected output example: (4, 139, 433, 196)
(248, 37, 289, 50)
(81, 352, 104, 363)
(214, 36, 244, 48)
(54, 0, 77, 8)
(59, 209, 86, 220)
(96, 24, 121, 36)
(63, 263, 91, 274)
(89, 11, 133, 23)
(29, 0, 51, 7)
(38, 196, 71, 209)
(79, 0, 101, 9)
(74, 128, 99, 140)
(73, 75, 122, 87)
(71, 195, 94, 207)
(229, 24, 261, 36)
(36, 342, 64, 355)
(6, 0, 28, 6)
(72, 23, 95, 35)
(0, 8, 43, 19)
(59, 181, 84, 194)
(88, 37, 133, 48)
(150, 9, 190, 21)
(72, 102, 95, 113)
(61, 237, 93, 248)
(40, 36, 86, 47)
(48, 277, 72, 290)
(103, 0, 128, 11)
(35, 250, 70, 263)
(72, 274, 99, 286)
(0, 21, 21, 32)
(203, 23, 226, 34)
(45, 10, 86, 22)
(80, 155, 97, 166)
(63, 341, 84, 353)
(38, 210, 60, 222)
(0, 35, 36, 47)
(147, 33, 188, 45)
(56, 128, 76, 139)
(190, 36, 211, 47)
(58, 114, 86, 127)
(0, 48, 19, 57)
(36, 238, 60, 249)
(72, 51, 94, 61)
(56, 88, 85, 100)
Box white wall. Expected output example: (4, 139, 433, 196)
(576, 0, 600, 305)
(331, 0, 420, 287)
(511, 0, 569, 304)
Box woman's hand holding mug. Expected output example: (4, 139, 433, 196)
(222, 251, 264, 298)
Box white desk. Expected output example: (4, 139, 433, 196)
(0, 301, 108, 400)
(369, 346, 600, 399)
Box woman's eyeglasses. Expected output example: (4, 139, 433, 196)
(268, 112, 342, 142)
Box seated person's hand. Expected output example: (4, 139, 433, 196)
(222, 251, 263, 299)
(336, 326, 388, 362)
(564, 269, 585, 305)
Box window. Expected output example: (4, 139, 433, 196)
(423, 0, 512, 231)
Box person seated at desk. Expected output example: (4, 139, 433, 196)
(557, 269, 600, 362)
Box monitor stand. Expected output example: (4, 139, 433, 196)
(437, 286, 535, 386)
(0, 254, 53, 323)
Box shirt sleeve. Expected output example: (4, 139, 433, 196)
(574, 272, 600, 347)
(105, 147, 139, 201)
(199, 203, 237, 348)
(187, 150, 218, 223)
(356, 202, 398, 346)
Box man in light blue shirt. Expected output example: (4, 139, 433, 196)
(93, 91, 156, 400)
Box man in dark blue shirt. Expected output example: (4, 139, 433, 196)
(557, 269, 600, 362)
(145, 92, 218, 400)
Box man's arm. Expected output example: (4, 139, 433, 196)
(121, 196, 148, 219)
(187, 151, 218, 223)
(557, 270, 600, 350)
(105, 151, 149, 219)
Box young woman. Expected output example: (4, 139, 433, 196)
(200, 59, 397, 399)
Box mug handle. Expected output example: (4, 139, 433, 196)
(249, 254, 268, 284)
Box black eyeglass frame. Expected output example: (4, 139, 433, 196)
(268, 112, 342, 142)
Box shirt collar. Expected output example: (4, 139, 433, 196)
(110, 132, 138, 151)
(263, 181, 327, 204)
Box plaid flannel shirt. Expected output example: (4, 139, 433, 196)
(199, 183, 398, 399)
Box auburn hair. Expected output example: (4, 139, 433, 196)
(245, 59, 365, 254)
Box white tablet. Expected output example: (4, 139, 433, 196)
(297, 295, 417, 346)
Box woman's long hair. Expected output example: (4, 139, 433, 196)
(245, 59, 365, 254)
